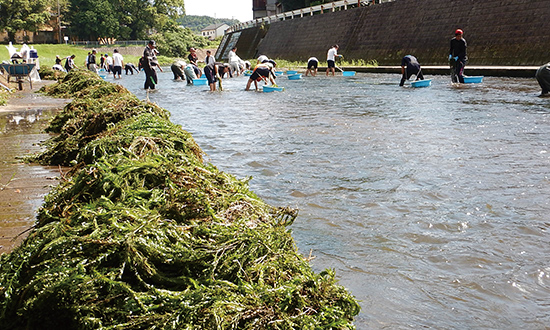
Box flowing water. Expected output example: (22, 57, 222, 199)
(8, 71, 549, 329)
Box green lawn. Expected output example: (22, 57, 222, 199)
(28, 44, 145, 69)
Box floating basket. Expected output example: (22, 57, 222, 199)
(286, 70, 298, 75)
(192, 78, 208, 86)
(411, 79, 432, 88)
(244, 70, 253, 76)
(342, 71, 356, 77)
(288, 74, 302, 80)
(463, 76, 483, 84)
(263, 85, 285, 92)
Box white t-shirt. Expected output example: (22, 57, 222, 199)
(308, 57, 318, 63)
(228, 50, 238, 63)
(113, 53, 123, 67)
(327, 48, 338, 61)
(205, 55, 216, 69)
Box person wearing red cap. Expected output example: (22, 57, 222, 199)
(449, 29, 468, 83)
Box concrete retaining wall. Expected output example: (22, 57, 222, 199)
(222, 0, 550, 66)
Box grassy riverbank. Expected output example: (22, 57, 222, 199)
(29, 44, 376, 72)
(31, 44, 172, 69)
(0, 70, 360, 329)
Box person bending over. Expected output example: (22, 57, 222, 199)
(400, 55, 424, 86)
(245, 62, 276, 91)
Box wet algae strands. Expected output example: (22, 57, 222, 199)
(0, 70, 360, 329)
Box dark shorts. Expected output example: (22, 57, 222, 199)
(113, 66, 122, 75)
(308, 60, 318, 69)
(405, 64, 421, 79)
(204, 66, 216, 84)
(250, 67, 270, 81)
(327, 60, 335, 68)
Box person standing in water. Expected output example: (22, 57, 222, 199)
(142, 40, 159, 90)
(449, 29, 467, 83)
(112, 49, 124, 79)
(326, 45, 342, 76)
(204, 50, 218, 91)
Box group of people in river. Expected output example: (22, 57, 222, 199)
(138, 28, 475, 93)
(52, 48, 139, 80)
(43, 28, 549, 97)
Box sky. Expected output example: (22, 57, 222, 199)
(185, 0, 253, 22)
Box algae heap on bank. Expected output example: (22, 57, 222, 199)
(0, 70, 360, 329)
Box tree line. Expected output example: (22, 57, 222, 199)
(0, 0, 228, 57)
(177, 15, 240, 34)
(0, 0, 185, 43)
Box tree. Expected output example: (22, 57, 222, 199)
(65, 0, 119, 42)
(62, 0, 186, 41)
(0, 0, 51, 42)
(110, 0, 156, 40)
(177, 15, 241, 34)
(151, 26, 210, 58)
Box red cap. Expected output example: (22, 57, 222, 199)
(455, 29, 463, 35)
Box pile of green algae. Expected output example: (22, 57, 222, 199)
(0, 70, 360, 329)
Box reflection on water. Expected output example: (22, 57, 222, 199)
(125, 71, 548, 328)
(0, 108, 60, 254)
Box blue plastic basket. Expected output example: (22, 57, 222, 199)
(286, 70, 298, 75)
(411, 79, 432, 88)
(263, 85, 285, 92)
(463, 76, 483, 84)
(342, 71, 356, 77)
(288, 74, 302, 80)
(192, 78, 208, 86)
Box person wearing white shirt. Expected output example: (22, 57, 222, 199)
(326, 45, 340, 76)
(204, 50, 218, 91)
(228, 47, 242, 77)
(112, 49, 124, 79)
(105, 54, 113, 73)
(306, 57, 319, 76)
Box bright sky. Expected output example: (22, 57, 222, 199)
(185, 0, 253, 22)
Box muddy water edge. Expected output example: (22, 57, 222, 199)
(0, 81, 69, 254)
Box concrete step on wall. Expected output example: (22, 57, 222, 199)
(295, 66, 540, 77)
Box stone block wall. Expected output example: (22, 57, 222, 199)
(222, 0, 550, 66)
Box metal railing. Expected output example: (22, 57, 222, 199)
(226, 0, 393, 33)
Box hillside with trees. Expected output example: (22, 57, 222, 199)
(177, 15, 241, 34)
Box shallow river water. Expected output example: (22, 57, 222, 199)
(64, 71, 550, 328)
